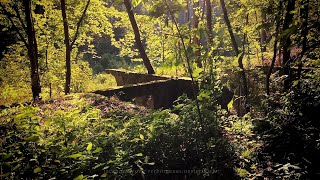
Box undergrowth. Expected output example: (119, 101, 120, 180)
(0, 93, 238, 179)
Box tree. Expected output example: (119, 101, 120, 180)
(281, 0, 296, 90)
(260, 9, 267, 64)
(219, 0, 249, 113)
(266, 0, 283, 95)
(297, 0, 309, 82)
(0, 0, 41, 100)
(60, 0, 91, 94)
(123, 0, 155, 74)
(205, 0, 212, 45)
(192, 0, 201, 68)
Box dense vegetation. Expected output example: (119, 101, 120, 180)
(1, 0, 319, 179)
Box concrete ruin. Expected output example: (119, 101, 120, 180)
(94, 69, 197, 109)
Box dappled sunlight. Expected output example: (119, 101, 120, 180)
(0, 0, 319, 179)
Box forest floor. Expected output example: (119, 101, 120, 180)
(0, 93, 308, 179)
(35, 93, 149, 117)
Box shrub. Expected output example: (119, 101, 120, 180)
(257, 77, 320, 179)
(91, 53, 128, 74)
(0, 93, 237, 179)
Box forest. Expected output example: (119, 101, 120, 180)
(0, 0, 319, 179)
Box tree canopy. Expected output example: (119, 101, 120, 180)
(1, 0, 320, 179)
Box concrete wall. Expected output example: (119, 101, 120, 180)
(94, 79, 196, 109)
(105, 69, 169, 86)
(95, 70, 197, 109)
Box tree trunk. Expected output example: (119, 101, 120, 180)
(254, 11, 262, 64)
(297, 0, 309, 82)
(266, 0, 282, 95)
(205, 0, 212, 45)
(261, 11, 267, 52)
(220, 0, 249, 113)
(282, 0, 296, 90)
(23, 0, 41, 100)
(60, 0, 71, 94)
(45, 48, 52, 99)
(261, 10, 267, 64)
(61, 0, 90, 94)
(124, 0, 155, 74)
(187, 0, 191, 29)
(193, 0, 202, 68)
(65, 47, 71, 95)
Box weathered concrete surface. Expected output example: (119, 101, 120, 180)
(94, 78, 196, 109)
(105, 69, 169, 86)
(96, 69, 198, 109)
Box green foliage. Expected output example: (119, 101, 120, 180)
(71, 61, 93, 93)
(256, 75, 320, 178)
(0, 0, 320, 179)
(142, 95, 235, 179)
(91, 53, 128, 74)
(0, 95, 140, 179)
(0, 91, 239, 179)
(86, 73, 117, 92)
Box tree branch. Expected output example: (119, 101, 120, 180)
(70, 0, 90, 48)
(12, 4, 27, 31)
(0, 3, 29, 47)
(164, 0, 203, 126)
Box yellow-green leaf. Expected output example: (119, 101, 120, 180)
(227, 98, 234, 110)
(86, 142, 93, 151)
(73, 174, 86, 180)
(24, 136, 40, 142)
(93, 147, 103, 153)
(67, 153, 82, 159)
(34, 167, 41, 173)
(139, 134, 144, 140)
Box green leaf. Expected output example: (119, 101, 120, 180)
(86, 142, 93, 151)
(93, 147, 103, 153)
(192, 68, 203, 78)
(73, 174, 86, 180)
(135, 153, 143, 157)
(33, 167, 41, 173)
(67, 153, 82, 159)
(132, 0, 142, 7)
(93, 163, 104, 169)
(139, 134, 144, 140)
(24, 136, 40, 142)
(227, 98, 234, 110)
(292, 80, 299, 87)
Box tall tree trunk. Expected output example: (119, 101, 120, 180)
(205, 0, 212, 45)
(45, 48, 52, 99)
(261, 11, 267, 52)
(23, 0, 41, 100)
(266, 37, 279, 95)
(282, 0, 296, 90)
(261, 10, 267, 64)
(124, 0, 155, 74)
(254, 11, 262, 64)
(266, 0, 283, 95)
(297, 0, 309, 82)
(61, 0, 90, 94)
(193, 0, 202, 68)
(61, 0, 71, 94)
(187, 0, 191, 29)
(220, 0, 249, 113)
